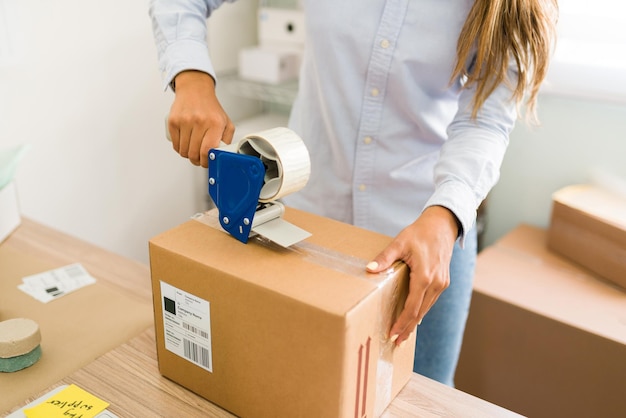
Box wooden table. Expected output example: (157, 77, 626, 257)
(0, 218, 155, 413)
(3, 217, 152, 302)
(4, 219, 522, 417)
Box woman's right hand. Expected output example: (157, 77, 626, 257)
(167, 70, 235, 168)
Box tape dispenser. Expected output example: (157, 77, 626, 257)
(165, 121, 311, 247)
(207, 127, 311, 247)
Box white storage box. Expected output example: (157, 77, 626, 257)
(258, 8, 306, 48)
(238, 46, 300, 85)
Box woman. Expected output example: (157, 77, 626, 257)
(149, 0, 558, 386)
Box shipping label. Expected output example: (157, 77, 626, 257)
(160, 281, 213, 372)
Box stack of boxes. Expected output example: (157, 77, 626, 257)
(238, 7, 305, 85)
(547, 184, 626, 290)
(455, 183, 626, 418)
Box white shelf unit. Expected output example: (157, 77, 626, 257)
(209, 0, 302, 134)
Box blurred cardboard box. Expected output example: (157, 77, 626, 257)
(0, 181, 21, 244)
(148, 208, 414, 418)
(547, 184, 626, 291)
(455, 224, 626, 418)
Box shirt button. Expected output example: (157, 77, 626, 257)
(371, 88, 379, 97)
(363, 136, 373, 145)
(358, 184, 367, 192)
(380, 39, 390, 49)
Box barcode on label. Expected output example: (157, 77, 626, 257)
(183, 338, 211, 369)
(183, 321, 209, 339)
(45, 287, 63, 297)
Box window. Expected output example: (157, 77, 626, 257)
(542, 1, 626, 103)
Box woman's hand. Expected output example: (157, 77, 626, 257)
(167, 71, 235, 168)
(366, 205, 459, 346)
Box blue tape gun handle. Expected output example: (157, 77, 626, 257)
(164, 115, 261, 243)
(208, 148, 265, 243)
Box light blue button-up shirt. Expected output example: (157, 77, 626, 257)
(150, 0, 518, 241)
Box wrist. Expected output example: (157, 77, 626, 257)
(172, 70, 215, 92)
(423, 205, 461, 240)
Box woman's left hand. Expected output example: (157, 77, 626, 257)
(366, 205, 459, 346)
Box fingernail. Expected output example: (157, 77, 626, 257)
(417, 318, 423, 326)
(366, 261, 378, 271)
(389, 333, 399, 343)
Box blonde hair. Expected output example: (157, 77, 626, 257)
(453, 0, 559, 122)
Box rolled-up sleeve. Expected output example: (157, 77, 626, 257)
(424, 61, 519, 244)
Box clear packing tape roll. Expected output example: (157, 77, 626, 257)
(208, 127, 311, 247)
(236, 127, 310, 202)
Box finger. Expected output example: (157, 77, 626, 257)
(418, 293, 439, 324)
(198, 125, 224, 168)
(390, 276, 447, 346)
(222, 118, 236, 145)
(168, 117, 181, 153)
(187, 125, 207, 166)
(172, 111, 192, 158)
(178, 125, 194, 160)
(366, 243, 403, 274)
(200, 118, 235, 168)
(389, 290, 425, 345)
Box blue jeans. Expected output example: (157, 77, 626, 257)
(412, 227, 477, 386)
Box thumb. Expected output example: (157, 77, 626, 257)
(366, 245, 400, 273)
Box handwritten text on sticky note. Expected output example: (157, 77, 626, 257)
(23, 384, 109, 418)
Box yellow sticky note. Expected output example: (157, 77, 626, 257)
(23, 384, 109, 418)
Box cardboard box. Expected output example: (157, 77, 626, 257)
(149, 208, 414, 418)
(0, 181, 21, 243)
(547, 184, 626, 291)
(455, 224, 626, 418)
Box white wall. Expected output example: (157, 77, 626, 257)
(3, 0, 624, 263)
(0, 0, 207, 264)
(484, 94, 626, 247)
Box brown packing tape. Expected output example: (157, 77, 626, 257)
(192, 209, 406, 415)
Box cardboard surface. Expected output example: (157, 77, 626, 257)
(149, 208, 414, 418)
(547, 184, 626, 291)
(0, 245, 154, 414)
(455, 224, 626, 418)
